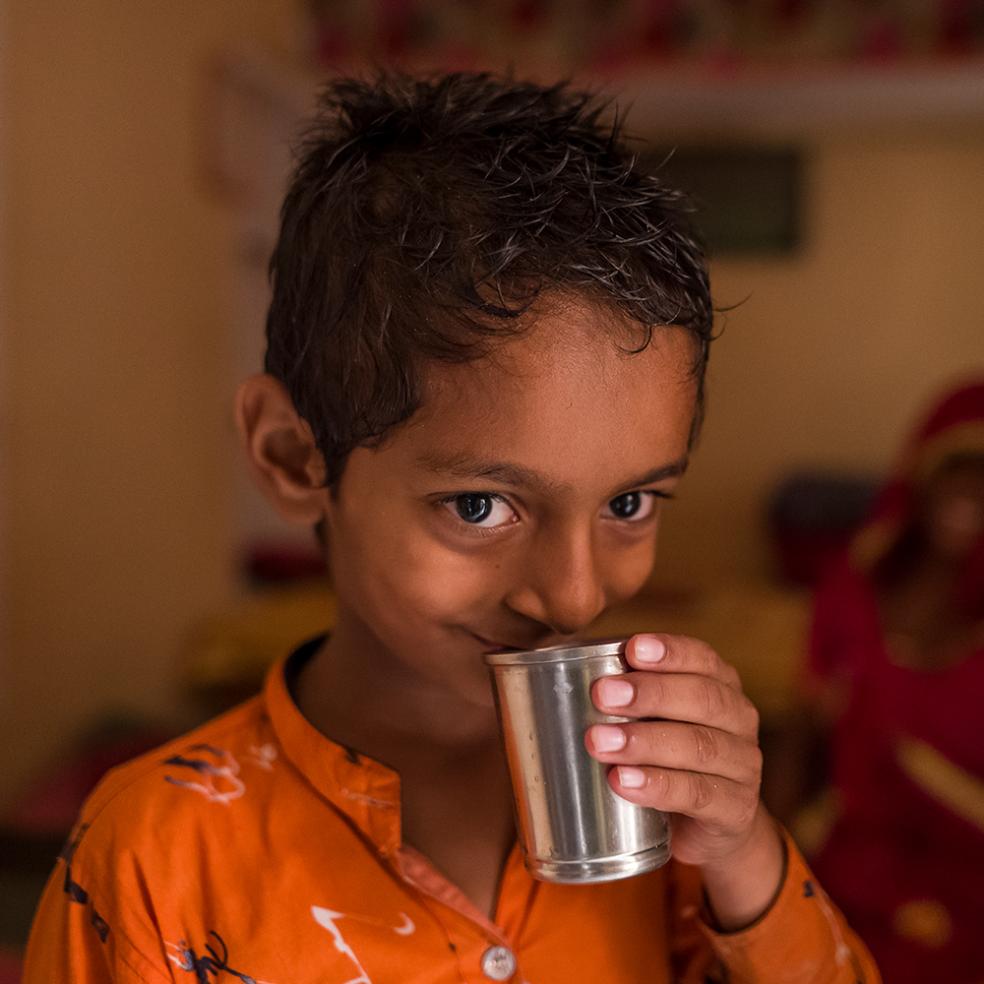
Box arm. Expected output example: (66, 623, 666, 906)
(668, 824, 880, 984)
(23, 822, 171, 984)
(586, 633, 880, 982)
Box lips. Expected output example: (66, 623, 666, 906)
(468, 629, 570, 654)
(469, 632, 531, 654)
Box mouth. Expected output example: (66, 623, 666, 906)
(468, 632, 531, 655)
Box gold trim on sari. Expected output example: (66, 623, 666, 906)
(896, 736, 984, 835)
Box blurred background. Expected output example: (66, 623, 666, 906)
(1, 0, 983, 976)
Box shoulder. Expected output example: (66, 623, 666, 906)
(70, 696, 278, 871)
(26, 698, 284, 982)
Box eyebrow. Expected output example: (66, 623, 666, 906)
(416, 451, 689, 497)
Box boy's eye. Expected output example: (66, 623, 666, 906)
(606, 491, 662, 522)
(442, 493, 517, 528)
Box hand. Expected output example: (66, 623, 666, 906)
(585, 633, 769, 871)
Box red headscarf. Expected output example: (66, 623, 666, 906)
(851, 378, 984, 619)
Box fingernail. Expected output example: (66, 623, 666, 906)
(598, 678, 634, 708)
(591, 725, 627, 753)
(618, 766, 646, 788)
(635, 637, 666, 663)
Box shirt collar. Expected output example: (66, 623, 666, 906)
(263, 637, 403, 857)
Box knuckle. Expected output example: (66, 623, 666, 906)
(745, 702, 761, 737)
(692, 725, 719, 765)
(742, 789, 759, 825)
(694, 639, 720, 673)
(747, 744, 764, 784)
(688, 771, 714, 811)
(699, 680, 726, 721)
(649, 768, 671, 799)
(736, 794, 758, 829)
(644, 674, 665, 708)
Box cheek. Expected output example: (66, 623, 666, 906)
(602, 533, 659, 606)
(341, 519, 507, 626)
(929, 496, 984, 549)
(401, 552, 496, 620)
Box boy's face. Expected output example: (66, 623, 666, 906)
(321, 300, 698, 710)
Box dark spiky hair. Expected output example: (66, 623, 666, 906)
(265, 72, 713, 485)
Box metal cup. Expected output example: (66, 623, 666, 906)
(485, 638, 671, 884)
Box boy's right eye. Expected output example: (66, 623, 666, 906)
(440, 493, 517, 529)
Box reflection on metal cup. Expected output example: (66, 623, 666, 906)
(485, 638, 671, 884)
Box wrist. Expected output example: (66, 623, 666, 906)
(699, 806, 786, 932)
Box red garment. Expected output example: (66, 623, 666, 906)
(806, 380, 984, 983)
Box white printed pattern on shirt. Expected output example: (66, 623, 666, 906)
(311, 906, 419, 983)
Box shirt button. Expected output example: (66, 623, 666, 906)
(480, 944, 517, 981)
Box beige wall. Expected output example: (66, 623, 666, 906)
(658, 131, 984, 585)
(2, 10, 983, 808)
(1, 2, 301, 805)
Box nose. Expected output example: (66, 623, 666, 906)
(504, 521, 608, 637)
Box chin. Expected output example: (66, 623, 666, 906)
(467, 685, 498, 713)
(404, 632, 500, 712)
(454, 666, 499, 712)
(457, 670, 501, 716)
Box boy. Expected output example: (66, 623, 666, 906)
(25, 73, 879, 982)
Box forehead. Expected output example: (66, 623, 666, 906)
(394, 300, 698, 490)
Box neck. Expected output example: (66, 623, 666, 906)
(294, 613, 503, 772)
(294, 614, 518, 900)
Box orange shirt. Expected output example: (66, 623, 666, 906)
(25, 641, 879, 983)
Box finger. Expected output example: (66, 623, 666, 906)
(593, 672, 760, 738)
(608, 765, 758, 828)
(626, 634, 743, 691)
(585, 721, 762, 786)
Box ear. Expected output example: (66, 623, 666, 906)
(234, 374, 328, 526)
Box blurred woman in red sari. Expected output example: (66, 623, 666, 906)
(804, 379, 984, 983)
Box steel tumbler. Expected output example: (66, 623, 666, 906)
(485, 638, 671, 884)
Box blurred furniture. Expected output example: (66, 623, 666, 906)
(0, 825, 63, 961)
(767, 470, 879, 587)
(5, 716, 176, 836)
(0, 948, 23, 984)
(181, 579, 335, 709)
(594, 580, 810, 720)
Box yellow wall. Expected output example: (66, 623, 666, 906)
(1, 2, 301, 805)
(2, 8, 983, 808)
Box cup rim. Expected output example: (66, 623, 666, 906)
(483, 637, 627, 667)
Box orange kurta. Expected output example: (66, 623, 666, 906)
(25, 641, 879, 983)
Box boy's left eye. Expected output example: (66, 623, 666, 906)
(605, 491, 662, 522)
